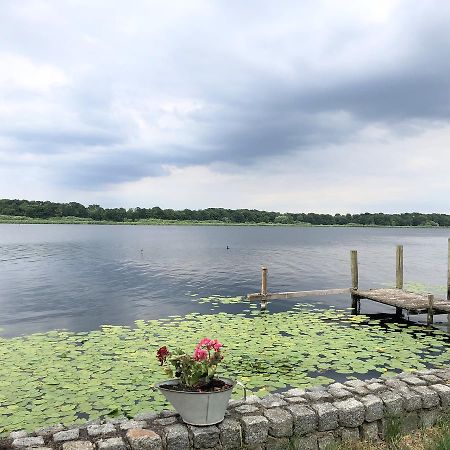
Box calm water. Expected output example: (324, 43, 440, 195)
(0, 224, 449, 337)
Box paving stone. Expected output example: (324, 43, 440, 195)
(360, 395, 384, 422)
(344, 385, 370, 396)
(28, 447, 52, 450)
(328, 383, 346, 389)
(285, 388, 306, 397)
(163, 423, 190, 450)
(420, 409, 441, 428)
(344, 380, 366, 389)
(228, 398, 244, 408)
(153, 417, 178, 426)
(384, 379, 408, 390)
(317, 432, 336, 450)
(328, 387, 352, 399)
(361, 422, 380, 441)
(87, 423, 116, 436)
(35, 424, 65, 437)
(134, 411, 159, 421)
(430, 384, 450, 407)
(190, 425, 219, 449)
(266, 435, 290, 450)
(380, 391, 403, 416)
(285, 396, 308, 404)
(290, 434, 318, 450)
(259, 394, 287, 408)
(341, 427, 360, 443)
(398, 388, 422, 411)
(10, 431, 28, 439)
(401, 412, 419, 434)
(97, 437, 127, 450)
(234, 404, 259, 415)
(410, 386, 440, 408)
(303, 391, 333, 403)
(244, 395, 261, 404)
(120, 420, 147, 430)
(310, 403, 338, 431)
(241, 415, 269, 445)
(435, 369, 450, 381)
(126, 428, 162, 450)
(366, 383, 387, 393)
(402, 375, 427, 386)
(333, 398, 365, 427)
(419, 374, 442, 384)
(286, 404, 317, 436)
(154, 410, 174, 419)
(263, 408, 293, 437)
(12, 436, 45, 448)
(218, 418, 242, 450)
(62, 442, 95, 450)
(53, 429, 80, 442)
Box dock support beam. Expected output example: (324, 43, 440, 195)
(447, 238, 450, 329)
(350, 250, 360, 313)
(396, 245, 404, 317)
(447, 238, 450, 300)
(427, 294, 434, 326)
(261, 266, 268, 311)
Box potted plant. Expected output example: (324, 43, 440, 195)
(155, 338, 235, 426)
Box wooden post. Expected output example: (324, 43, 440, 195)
(427, 294, 434, 326)
(261, 266, 268, 310)
(396, 245, 403, 289)
(395, 245, 404, 317)
(447, 238, 450, 301)
(350, 250, 359, 312)
(447, 238, 450, 329)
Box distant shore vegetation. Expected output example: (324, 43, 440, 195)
(0, 198, 448, 227)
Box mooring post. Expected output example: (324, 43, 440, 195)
(395, 245, 404, 317)
(350, 250, 359, 312)
(427, 294, 434, 326)
(447, 238, 450, 329)
(447, 238, 450, 301)
(261, 266, 268, 311)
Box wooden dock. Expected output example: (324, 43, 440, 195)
(247, 239, 450, 326)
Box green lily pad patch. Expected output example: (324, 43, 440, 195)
(1, 305, 450, 434)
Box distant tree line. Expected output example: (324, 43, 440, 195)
(0, 198, 449, 226)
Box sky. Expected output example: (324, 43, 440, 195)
(1, 0, 450, 213)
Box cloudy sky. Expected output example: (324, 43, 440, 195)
(1, 0, 450, 213)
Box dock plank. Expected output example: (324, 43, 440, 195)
(354, 288, 450, 314)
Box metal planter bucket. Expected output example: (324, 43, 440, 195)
(156, 377, 235, 426)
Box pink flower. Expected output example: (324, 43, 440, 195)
(210, 339, 223, 352)
(198, 338, 212, 348)
(194, 347, 208, 361)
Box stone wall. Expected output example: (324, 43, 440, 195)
(3, 368, 450, 450)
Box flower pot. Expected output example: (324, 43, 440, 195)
(156, 377, 235, 426)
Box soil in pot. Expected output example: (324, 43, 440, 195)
(160, 378, 233, 393)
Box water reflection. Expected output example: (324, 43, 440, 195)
(0, 224, 449, 336)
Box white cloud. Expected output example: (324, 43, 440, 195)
(1, 0, 450, 213)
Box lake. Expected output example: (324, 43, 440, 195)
(1, 224, 449, 337)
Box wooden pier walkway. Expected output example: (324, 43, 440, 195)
(247, 239, 450, 326)
(353, 288, 450, 315)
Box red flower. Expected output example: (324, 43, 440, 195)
(156, 346, 169, 365)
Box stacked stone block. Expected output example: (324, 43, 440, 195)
(2, 368, 450, 450)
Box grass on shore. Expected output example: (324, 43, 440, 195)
(0, 215, 446, 227)
(329, 412, 450, 450)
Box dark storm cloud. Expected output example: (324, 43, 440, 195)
(2, 0, 450, 189)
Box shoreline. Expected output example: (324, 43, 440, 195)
(0, 215, 447, 228)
